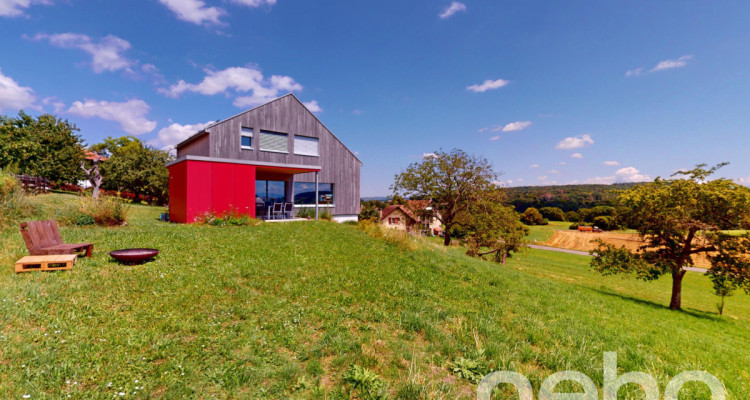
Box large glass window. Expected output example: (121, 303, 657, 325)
(240, 127, 253, 149)
(293, 182, 334, 205)
(259, 130, 288, 153)
(256, 180, 287, 216)
(294, 135, 319, 156)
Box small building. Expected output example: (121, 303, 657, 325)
(380, 205, 420, 232)
(380, 201, 443, 235)
(167, 94, 361, 223)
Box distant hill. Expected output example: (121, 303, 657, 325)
(505, 182, 642, 212)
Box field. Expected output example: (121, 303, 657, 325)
(1, 194, 749, 399)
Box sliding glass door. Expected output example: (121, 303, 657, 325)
(255, 180, 286, 217)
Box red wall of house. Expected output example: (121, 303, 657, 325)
(168, 160, 257, 223)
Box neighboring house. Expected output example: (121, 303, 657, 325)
(407, 199, 442, 234)
(167, 94, 362, 223)
(380, 205, 419, 232)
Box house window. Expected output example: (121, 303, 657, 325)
(388, 217, 400, 225)
(241, 127, 253, 149)
(259, 130, 288, 153)
(293, 182, 334, 205)
(294, 135, 319, 156)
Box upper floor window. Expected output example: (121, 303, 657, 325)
(259, 130, 288, 153)
(241, 127, 253, 149)
(294, 135, 319, 156)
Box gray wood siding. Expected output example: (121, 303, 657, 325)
(176, 134, 210, 158)
(181, 94, 361, 215)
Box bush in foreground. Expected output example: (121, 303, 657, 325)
(195, 209, 260, 226)
(75, 196, 129, 226)
(0, 169, 37, 227)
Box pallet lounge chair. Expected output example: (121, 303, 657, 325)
(20, 220, 93, 257)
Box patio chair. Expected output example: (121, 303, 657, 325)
(272, 202, 284, 219)
(284, 202, 294, 219)
(20, 220, 93, 257)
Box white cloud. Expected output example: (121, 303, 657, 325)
(41, 96, 65, 113)
(158, 0, 225, 25)
(626, 55, 693, 77)
(160, 66, 303, 108)
(150, 120, 212, 150)
(502, 121, 532, 132)
(538, 175, 548, 181)
(571, 153, 583, 159)
(558, 161, 567, 165)
(603, 160, 620, 166)
(585, 166, 651, 184)
(529, 164, 539, 168)
(32, 33, 134, 73)
(516, 178, 524, 182)
(556, 134, 594, 150)
(625, 67, 643, 77)
(548, 169, 561, 174)
(231, 0, 276, 6)
(0, 0, 51, 17)
(67, 99, 157, 135)
(303, 100, 322, 113)
(422, 152, 438, 159)
(651, 55, 693, 72)
(615, 166, 650, 182)
(466, 78, 509, 93)
(489, 135, 500, 141)
(0, 68, 36, 111)
(439, 1, 466, 19)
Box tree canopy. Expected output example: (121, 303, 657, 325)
(591, 163, 750, 310)
(92, 136, 172, 205)
(391, 149, 498, 245)
(0, 111, 85, 183)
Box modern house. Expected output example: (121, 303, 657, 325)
(167, 94, 361, 223)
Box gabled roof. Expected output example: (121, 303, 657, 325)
(381, 205, 419, 222)
(174, 93, 362, 164)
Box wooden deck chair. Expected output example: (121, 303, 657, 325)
(20, 220, 93, 257)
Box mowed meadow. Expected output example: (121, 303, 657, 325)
(1, 194, 749, 399)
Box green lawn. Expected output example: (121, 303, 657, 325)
(524, 220, 570, 242)
(1, 194, 749, 399)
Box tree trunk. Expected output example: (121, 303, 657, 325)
(501, 251, 507, 265)
(443, 229, 451, 246)
(669, 270, 686, 310)
(92, 185, 100, 199)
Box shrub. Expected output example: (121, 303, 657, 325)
(520, 207, 545, 225)
(73, 213, 95, 226)
(0, 169, 37, 228)
(77, 196, 129, 226)
(296, 207, 332, 220)
(357, 219, 419, 251)
(343, 364, 388, 400)
(195, 209, 260, 227)
(569, 223, 580, 230)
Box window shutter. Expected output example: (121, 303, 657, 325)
(294, 136, 319, 156)
(260, 131, 288, 152)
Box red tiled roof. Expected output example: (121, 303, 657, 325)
(380, 205, 419, 222)
(84, 151, 108, 161)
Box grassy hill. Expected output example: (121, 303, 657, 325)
(1, 194, 748, 399)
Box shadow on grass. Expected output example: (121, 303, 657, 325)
(591, 287, 723, 322)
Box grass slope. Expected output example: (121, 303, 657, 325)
(0, 194, 748, 399)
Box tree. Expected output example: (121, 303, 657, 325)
(539, 206, 566, 221)
(520, 207, 545, 225)
(80, 153, 104, 199)
(92, 136, 172, 204)
(358, 202, 381, 221)
(392, 149, 498, 246)
(0, 111, 84, 183)
(464, 189, 528, 265)
(591, 164, 750, 310)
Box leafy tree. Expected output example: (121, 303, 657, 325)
(464, 189, 527, 265)
(593, 215, 618, 231)
(392, 149, 498, 246)
(92, 136, 172, 204)
(389, 194, 408, 205)
(0, 111, 84, 183)
(358, 202, 381, 221)
(591, 164, 750, 310)
(539, 206, 566, 221)
(520, 207, 545, 226)
(565, 210, 581, 222)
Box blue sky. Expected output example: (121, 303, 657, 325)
(1, 0, 749, 196)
